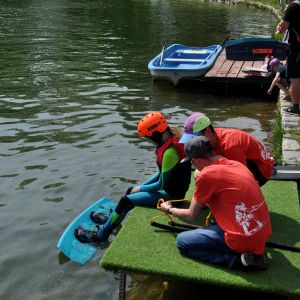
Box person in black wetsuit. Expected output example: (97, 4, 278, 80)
(74, 112, 191, 244)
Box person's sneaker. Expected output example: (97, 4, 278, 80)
(285, 106, 299, 115)
(240, 252, 268, 270)
(74, 226, 100, 244)
(90, 211, 110, 224)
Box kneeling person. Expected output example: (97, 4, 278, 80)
(160, 136, 272, 270)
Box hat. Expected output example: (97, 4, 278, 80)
(269, 58, 280, 67)
(184, 136, 213, 160)
(179, 113, 211, 143)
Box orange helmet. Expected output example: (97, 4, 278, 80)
(137, 112, 168, 137)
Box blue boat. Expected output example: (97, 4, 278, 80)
(148, 43, 223, 86)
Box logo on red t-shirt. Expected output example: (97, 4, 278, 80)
(235, 202, 266, 236)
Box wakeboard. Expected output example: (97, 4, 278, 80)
(271, 165, 300, 181)
(57, 197, 116, 265)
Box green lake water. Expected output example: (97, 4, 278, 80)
(0, 0, 277, 299)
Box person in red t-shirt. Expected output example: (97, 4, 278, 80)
(179, 113, 274, 186)
(160, 136, 272, 269)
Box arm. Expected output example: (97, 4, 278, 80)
(130, 172, 160, 193)
(160, 198, 203, 222)
(267, 72, 281, 94)
(276, 3, 293, 34)
(276, 20, 289, 34)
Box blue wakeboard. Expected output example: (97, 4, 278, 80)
(57, 197, 116, 265)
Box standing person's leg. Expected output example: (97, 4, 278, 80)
(176, 224, 239, 268)
(289, 77, 300, 108)
(285, 48, 300, 114)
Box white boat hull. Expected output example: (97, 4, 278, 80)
(150, 69, 208, 86)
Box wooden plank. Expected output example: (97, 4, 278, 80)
(253, 61, 264, 68)
(240, 60, 272, 78)
(226, 60, 244, 78)
(238, 61, 254, 78)
(205, 51, 226, 77)
(216, 59, 235, 77)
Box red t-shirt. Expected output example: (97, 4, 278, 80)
(214, 128, 274, 180)
(194, 157, 272, 254)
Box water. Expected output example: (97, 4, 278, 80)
(0, 1, 278, 299)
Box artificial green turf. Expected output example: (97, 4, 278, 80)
(100, 181, 300, 298)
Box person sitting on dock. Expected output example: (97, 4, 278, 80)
(267, 58, 290, 100)
(179, 113, 274, 186)
(160, 136, 272, 270)
(74, 112, 191, 244)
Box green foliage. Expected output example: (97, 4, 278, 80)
(247, 0, 280, 6)
(272, 101, 283, 165)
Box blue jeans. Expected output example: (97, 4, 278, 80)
(176, 224, 239, 269)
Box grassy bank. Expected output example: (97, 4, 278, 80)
(272, 102, 284, 165)
(212, 0, 283, 18)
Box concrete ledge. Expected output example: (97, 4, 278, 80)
(279, 93, 300, 166)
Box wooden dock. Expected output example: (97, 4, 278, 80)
(189, 49, 278, 99)
(204, 49, 270, 83)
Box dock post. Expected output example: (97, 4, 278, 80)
(118, 270, 127, 300)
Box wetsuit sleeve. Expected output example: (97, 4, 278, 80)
(140, 147, 180, 192)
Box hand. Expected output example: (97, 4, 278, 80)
(276, 24, 283, 34)
(267, 89, 272, 95)
(160, 201, 172, 212)
(131, 186, 140, 194)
